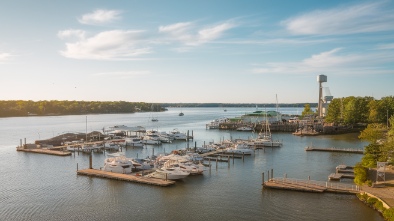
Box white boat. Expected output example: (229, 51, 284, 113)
(236, 126, 253, 131)
(146, 167, 190, 180)
(253, 112, 282, 147)
(206, 118, 229, 129)
(170, 128, 188, 140)
(142, 134, 161, 145)
(164, 160, 204, 175)
(104, 142, 120, 151)
(124, 137, 144, 147)
(103, 152, 132, 174)
(224, 142, 253, 155)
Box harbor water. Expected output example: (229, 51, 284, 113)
(0, 107, 383, 221)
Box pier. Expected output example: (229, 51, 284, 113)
(305, 146, 364, 154)
(77, 169, 175, 187)
(263, 177, 360, 194)
(16, 147, 71, 156)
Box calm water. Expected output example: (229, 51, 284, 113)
(0, 107, 383, 221)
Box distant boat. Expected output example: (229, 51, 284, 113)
(151, 117, 158, 122)
(224, 109, 227, 112)
(179, 112, 184, 116)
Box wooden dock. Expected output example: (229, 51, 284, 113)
(263, 178, 360, 194)
(305, 146, 364, 154)
(16, 148, 72, 156)
(77, 169, 175, 187)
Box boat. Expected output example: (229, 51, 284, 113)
(104, 142, 120, 151)
(252, 111, 282, 147)
(169, 128, 188, 140)
(179, 112, 184, 116)
(142, 134, 161, 145)
(145, 167, 190, 180)
(164, 160, 204, 175)
(124, 137, 144, 147)
(224, 142, 253, 155)
(151, 117, 158, 122)
(236, 126, 253, 131)
(103, 152, 133, 174)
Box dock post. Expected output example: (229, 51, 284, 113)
(216, 157, 218, 169)
(228, 156, 230, 168)
(232, 152, 235, 164)
(242, 152, 244, 162)
(262, 172, 265, 184)
(89, 150, 93, 169)
(20, 139, 22, 148)
(209, 158, 211, 171)
(195, 141, 197, 153)
(268, 170, 270, 181)
(271, 169, 273, 179)
(165, 173, 168, 181)
(187, 130, 189, 141)
(137, 153, 138, 159)
(152, 148, 154, 157)
(77, 163, 78, 171)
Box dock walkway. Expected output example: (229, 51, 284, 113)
(263, 177, 360, 194)
(305, 146, 364, 154)
(16, 148, 71, 156)
(77, 169, 175, 187)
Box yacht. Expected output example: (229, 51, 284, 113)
(103, 152, 132, 174)
(146, 167, 190, 180)
(170, 128, 188, 140)
(124, 137, 144, 147)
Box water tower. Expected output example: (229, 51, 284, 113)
(317, 75, 327, 117)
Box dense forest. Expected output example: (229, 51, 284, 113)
(0, 100, 165, 117)
(0, 100, 316, 118)
(325, 96, 394, 124)
(163, 103, 315, 108)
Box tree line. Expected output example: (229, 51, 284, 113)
(0, 100, 165, 117)
(325, 96, 394, 125)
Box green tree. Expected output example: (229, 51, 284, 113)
(302, 104, 314, 117)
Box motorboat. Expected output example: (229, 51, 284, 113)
(236, 126, 253, 131)
(224, 142, 253, 155)
(104, 142, 120, 151)
(146, 167, 190, 180)
(170, 129, 188, 140)
(164, 160, 204, 175)
(142, 134, 161, 145)
(124, 137, 144, 147)
(103, 152, 132, 174)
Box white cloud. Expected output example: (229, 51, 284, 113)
(57, 29, 86, 40)
(59, 30, 152, 60)
(159, 21, 236, 46)
(92, 71, 150, 78)
(0, 52, 12, 62)
(251, 48, 394, 75)
(78, 9, 122, 25)
(283, 1, 394, 35)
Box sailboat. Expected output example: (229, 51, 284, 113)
(253, 110, 282, 147)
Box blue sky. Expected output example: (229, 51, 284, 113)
(1, 0, 393, 103)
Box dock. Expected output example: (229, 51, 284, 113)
(305, 146, 364, 154)
(263, 177, 360, 194)
(16, 147, 72, 156)
(77, 169, 175, 187)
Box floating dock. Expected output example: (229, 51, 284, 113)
(305, 146, 364, 154)
(16, 148, 72, 156)
(77, 169, 175, 187)
(263, 178, 360, 194)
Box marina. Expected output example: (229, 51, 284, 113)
(0, 107, 383, 221)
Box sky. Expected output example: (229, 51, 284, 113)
(1, 0, 393, 104)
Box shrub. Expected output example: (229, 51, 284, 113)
(357, 193, 369, 202)
(374, 200, 385, 212)
(366, 197, 378, 206)
(383, 208, 394, 221)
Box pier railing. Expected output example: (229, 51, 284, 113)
(271, 177, 361, 192)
